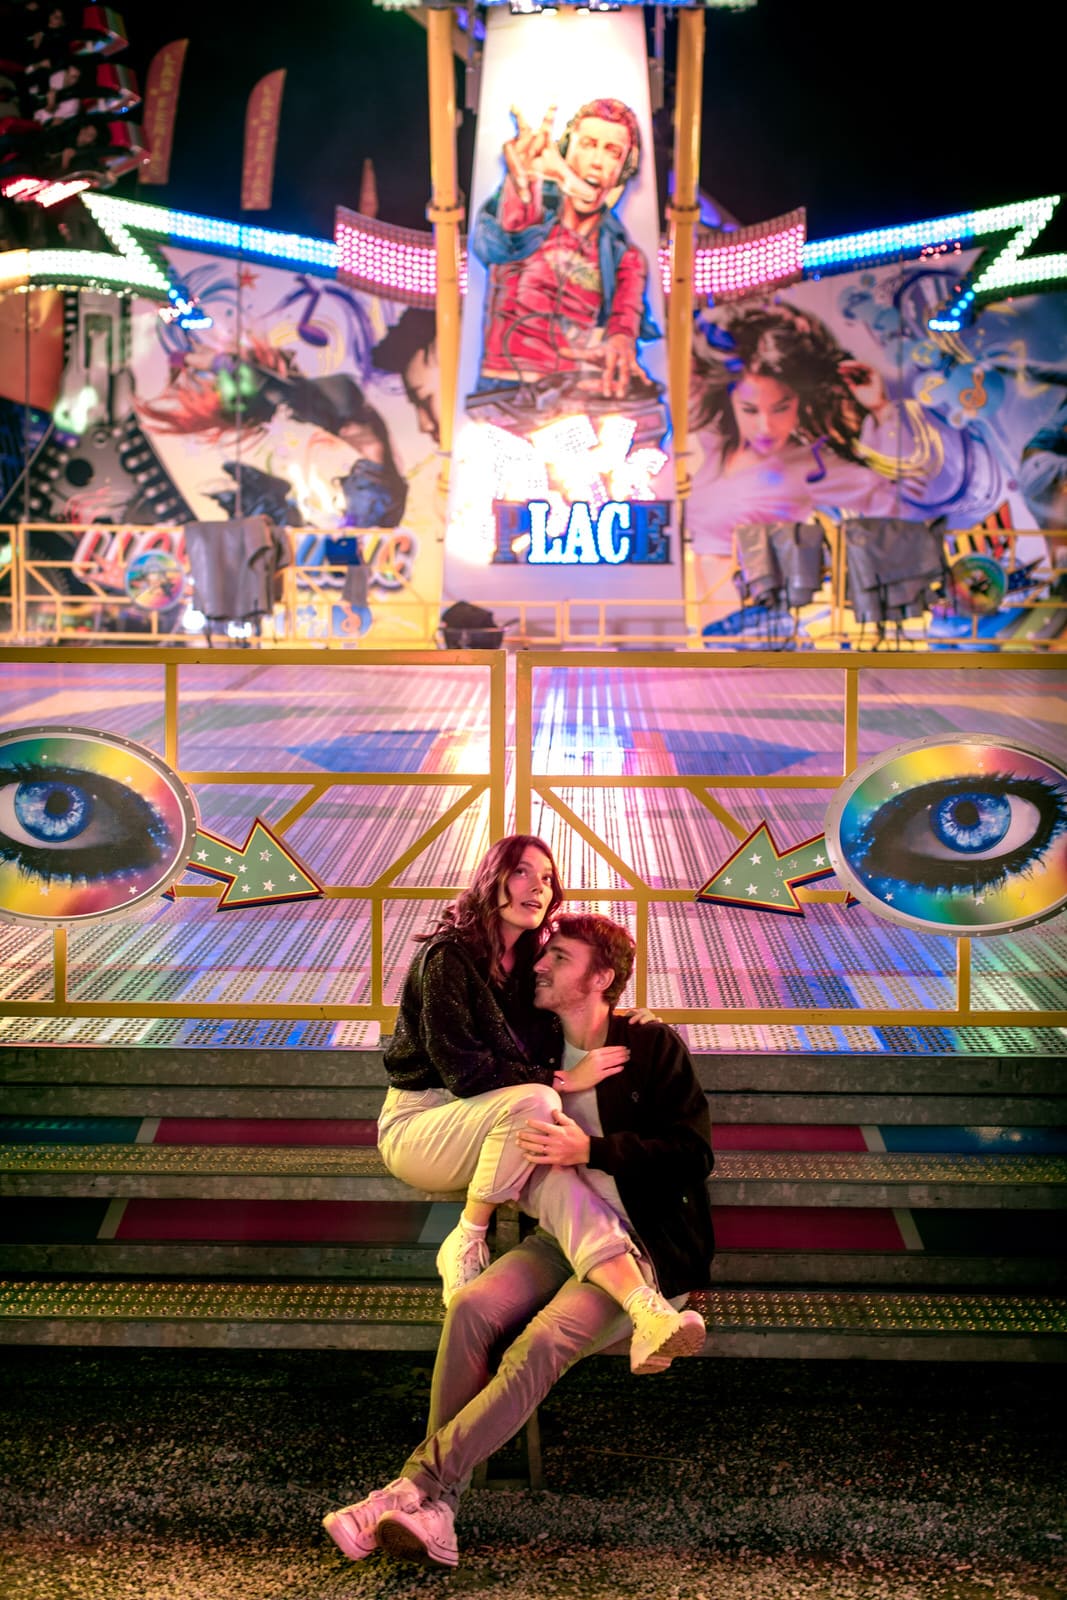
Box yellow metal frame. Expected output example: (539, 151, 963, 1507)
(7, 521, 1066, 653)
(0, 644, 1065, 1034)
(514, 647, 1067, 1028)
(0, 646, 506, 1028)
(10, 523, 444, 649)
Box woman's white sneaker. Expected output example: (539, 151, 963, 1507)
(435, 1222, 490, 1307)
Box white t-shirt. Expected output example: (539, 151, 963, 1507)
(561, 1039, 630, 1226)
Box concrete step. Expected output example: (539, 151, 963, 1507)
(2, 1144, 1065, 1208)
(2, 1085, 1062, 1124)
(3, 1048, 1064, 1095)
(0, 1277, 1063, 1360)
(1, 1240, 1062, 1288)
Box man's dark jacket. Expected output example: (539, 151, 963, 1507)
(584, 1010, 715, 1299)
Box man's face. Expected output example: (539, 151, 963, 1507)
(534, 934, 610, 1013)
(564, 116, 632, 214)
(403, 344, 439, 444)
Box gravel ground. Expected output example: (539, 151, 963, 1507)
(1, 1348, 1064, 1600)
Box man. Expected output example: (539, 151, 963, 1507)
(470, 99, 660, 402)
(323, 913, 715, 1570)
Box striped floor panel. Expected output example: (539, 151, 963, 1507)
(0, 659, 1065, 1051)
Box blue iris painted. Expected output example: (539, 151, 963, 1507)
(14, 780, 93, 843)
(846, 772, 1067, 898)
(931, 791, 1011, 854)
(0, 761, 168, 882)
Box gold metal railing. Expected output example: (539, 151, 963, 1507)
(4, 520, 1066, 652)
(0, 646, 505, 1028)
(0, 645, 1065, 1034)
(514, 648, 1067, 1028)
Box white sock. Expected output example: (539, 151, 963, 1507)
(459, 1216, 489, 1238)
(622, 1284, 656, 1314)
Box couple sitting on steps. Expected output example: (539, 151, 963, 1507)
(323, 833, 715, 1570)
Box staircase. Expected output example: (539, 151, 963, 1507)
(1, 1044, 1065, 1360)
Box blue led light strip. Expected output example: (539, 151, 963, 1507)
(804, 195, 1064, 331)
(86, 196, 339, 271)
(11, 192, 1064, 330)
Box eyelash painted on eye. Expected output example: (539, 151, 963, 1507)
(853, 773, 1067, 895)
(0, 763, 170, 884)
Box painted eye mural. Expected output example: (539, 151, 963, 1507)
(0, 726, 198, 924)
(825, 736, 1067, 936)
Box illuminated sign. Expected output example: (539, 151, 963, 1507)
(492, 499, 670, 565)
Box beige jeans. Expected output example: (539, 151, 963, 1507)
(377, 1082, 563, 1206)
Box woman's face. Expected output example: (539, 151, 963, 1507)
(497, 846, 556, 937)
(730, 372, 800, 456)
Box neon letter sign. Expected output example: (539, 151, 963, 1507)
(492, 501, 670, 565)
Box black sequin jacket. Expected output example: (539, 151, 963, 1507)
(383, 933, 560, 1097)
(586, 1011, 716, 1297)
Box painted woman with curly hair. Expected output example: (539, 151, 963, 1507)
(687, 300, 908, 555)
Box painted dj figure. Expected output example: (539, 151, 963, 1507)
(470, 98, 660, 405)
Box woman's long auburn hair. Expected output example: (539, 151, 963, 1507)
(418, 834, 563, 983)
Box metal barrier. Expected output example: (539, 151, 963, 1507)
(514, 647, 1067, 1026)
(4, 521, 1066, 652)
(0, 645, 1064, 1034)
(0, 646, 505, 1029)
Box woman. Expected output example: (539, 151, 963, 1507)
(687, 301, 906, 558)
(378, 835, 704, 1371)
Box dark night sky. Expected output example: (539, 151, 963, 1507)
(114, 0, 1063, 246)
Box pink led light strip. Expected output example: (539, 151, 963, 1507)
(334, 207, 804, 304)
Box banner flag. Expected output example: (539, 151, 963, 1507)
(139, 40, 188, 185)
(241, 69, 286, 212)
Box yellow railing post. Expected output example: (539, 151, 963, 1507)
(13, 523, 24, 638)
(164, 662, 179, 769)
(489, 650, 507, 840)
(668, 7, 705, 642)
(425, 6, 464, 482)
(634, 897, 649, 1011)
(956, 936, 972, 1016)
(53, 926, 67, 1003)
(514, 652, 532, 834)
(843, 666, 859, 774)
(371, 893, 384, 1014)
